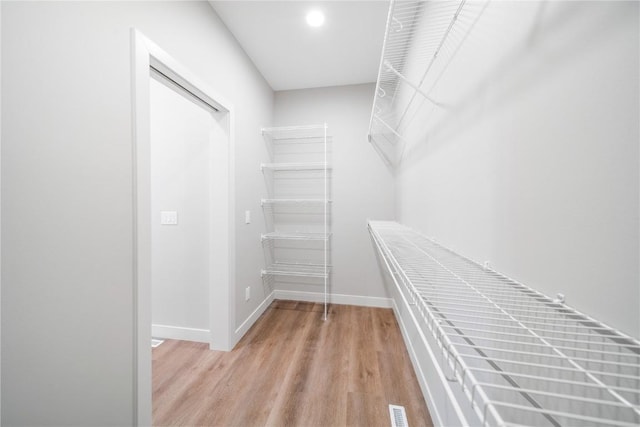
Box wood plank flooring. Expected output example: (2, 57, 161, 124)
(153, 301, 433, 427)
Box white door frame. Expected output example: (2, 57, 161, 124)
(130, 29, 236, 426)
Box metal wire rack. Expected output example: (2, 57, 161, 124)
(260, 124, 331, 319)
(260, 162, 331, 172)
(260, 262, 330, 279)
(262, 124, 327, 141)
(261, 232, 331, 242)
(261, 198, 331, 206)
(367, 0, 482, 165)
(368, 220, 640, 427)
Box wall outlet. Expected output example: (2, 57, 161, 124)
(245, 286, 250, 301)
(245, 210, 251, 224)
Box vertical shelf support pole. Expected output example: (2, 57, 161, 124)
(323, 122, 328, 320)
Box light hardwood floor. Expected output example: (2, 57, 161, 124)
(153, 300, 433, 426)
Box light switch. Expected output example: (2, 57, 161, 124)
(160, 211, 178, 225)
(245, 210, 251, 224)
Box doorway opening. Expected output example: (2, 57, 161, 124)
(131, 29, 235, 426)
(149, 70, 215, 346)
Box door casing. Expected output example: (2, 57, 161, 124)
(130, 29, 236, 426)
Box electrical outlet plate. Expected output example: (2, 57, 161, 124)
(245, 286, 250, 301)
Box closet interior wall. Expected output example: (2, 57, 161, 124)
(273, 84, 395, 305)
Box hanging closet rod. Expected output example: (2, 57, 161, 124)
(150, 65, 219, 112)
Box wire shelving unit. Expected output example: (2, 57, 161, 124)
(262, 124, 327, 141)
(260, 198, 332, 206)
(261, 162, 329, 172)
(260, 124, 331, 319)
(367, 0, 478, 165)
(261, 232, 331, 242)
(261, 262, 329, 279)
(368, 220, 640, 427)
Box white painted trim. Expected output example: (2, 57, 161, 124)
(228, 290, 391, 351)
(131, 28, 236, 427)
(233, 291, 275, 345)
(273, 290, 393, 308)
(152, 324, 210, 343)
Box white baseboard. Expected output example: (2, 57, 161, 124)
(273, 289, 392, 308)
(233, 290, 275, 345)
(229, 290, 391, 351)
(151, 324, 210, 343)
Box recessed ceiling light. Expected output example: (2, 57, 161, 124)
(306, 10, 325, 27)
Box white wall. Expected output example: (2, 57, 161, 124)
(394, 1, 639, 337)
(274, 84, 395, 303)
(1, 1, 273, 425)
(150, 77, 212, 336)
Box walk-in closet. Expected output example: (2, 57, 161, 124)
(1, 1, 638, 426)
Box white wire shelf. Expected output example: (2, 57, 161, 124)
(261, 232, 331, 242)
(260, 162, 332, 172)
(261, 262, 330, 279)
(367, 0, 476, 164)
(261, 124, 327, 141)
(368, 220, 640, 427)
(261, 198, 332, 206)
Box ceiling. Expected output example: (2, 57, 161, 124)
(209, 1, 389, 91)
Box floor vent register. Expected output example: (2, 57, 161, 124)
(389, 404, 408, 427)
